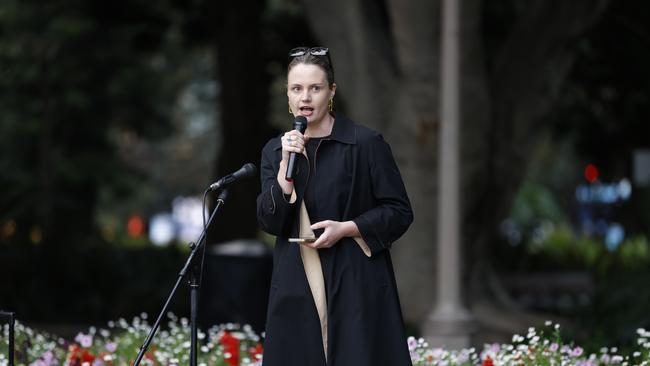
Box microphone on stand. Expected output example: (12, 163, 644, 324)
(208, 163, 257, 191)
(285, 115, 307, 182)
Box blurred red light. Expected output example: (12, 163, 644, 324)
(584, 163, 599, 183)
(127, 215, 145, 237)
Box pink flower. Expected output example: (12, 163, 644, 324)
(570, 346, 584, 357)
(74, 333, 93, 348)
(105, 342, 117, 353)
(407, 337, 418, 351)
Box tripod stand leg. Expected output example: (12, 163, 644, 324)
(190, 279, 200, 366)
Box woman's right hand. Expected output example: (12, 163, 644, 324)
(277, 130, 307, 194)
(281, 130, 306, 161)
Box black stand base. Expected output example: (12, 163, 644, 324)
(0, 310, 15, 366)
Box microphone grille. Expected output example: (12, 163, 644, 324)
(243, 163, 257, 176)
(294, 116, 308, 132)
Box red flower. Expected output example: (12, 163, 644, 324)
(219, 331, 240, 366)
(66, 345, 81, 366)
(68, 344, 80, 357)
(248, 343, 263, 358)
(482, 356, 495, 366)
(65, 344, 96, 366)
(81, 350, 96, 364)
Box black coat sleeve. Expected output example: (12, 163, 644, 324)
(352, 133, 413, 255)
(256, 140, 297, 237)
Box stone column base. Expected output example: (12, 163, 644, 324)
(423, 305, 478, 350)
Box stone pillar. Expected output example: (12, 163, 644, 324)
(422, 0, 476, 350)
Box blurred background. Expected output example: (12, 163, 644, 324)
(1, 0, 650, 354)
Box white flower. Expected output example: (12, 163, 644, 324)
(601, 354, 611, 363)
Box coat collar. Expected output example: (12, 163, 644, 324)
(272, 114, 357, 150)
(328, 114, 357, 144)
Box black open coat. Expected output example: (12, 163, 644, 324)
(256, 115, 414, 366)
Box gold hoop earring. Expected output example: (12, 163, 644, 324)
(288, 103, 292, 115)
(328, 99, 334, 112)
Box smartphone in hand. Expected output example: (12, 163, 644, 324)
(288, 237, 317, 243)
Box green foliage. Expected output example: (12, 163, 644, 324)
(503, 176, 650, 273)
(0, 0, 185, 247)
(510, 180, 568, 226)
(524, 224, 650, 275)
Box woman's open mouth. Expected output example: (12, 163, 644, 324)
(299, 106, 314, 117)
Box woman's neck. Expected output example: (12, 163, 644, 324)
(305, 113, 335, 138)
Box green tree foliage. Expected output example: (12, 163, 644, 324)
(0, 0, 183, 247)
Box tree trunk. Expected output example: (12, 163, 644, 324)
(302, 0, 442, 323)
(208, 0, 275, 244)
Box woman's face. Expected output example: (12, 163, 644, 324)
(287, 63, 336, 125)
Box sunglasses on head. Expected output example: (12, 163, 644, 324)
(288, 47, 335, 81)
(288, 47, 329, 58)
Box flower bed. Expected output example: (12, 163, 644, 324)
(409, 323, 650, 365)
(2, 314, 650, 365)
(1, 314, 262, 366)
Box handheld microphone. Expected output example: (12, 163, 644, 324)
(285, 116, 307, 182)
(209, 163, 257, 191)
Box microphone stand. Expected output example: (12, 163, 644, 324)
(0, 310, 15, 366)
(133, 188, 229, 366)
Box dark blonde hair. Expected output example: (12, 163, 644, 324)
(288, 52, 335, 87)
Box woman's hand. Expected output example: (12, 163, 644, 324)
(281, 131, 306, 161)
(277, 131, 307, 194)
(308, 220, 360, 249)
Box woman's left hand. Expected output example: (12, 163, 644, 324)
(308, 220, 360, 249)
